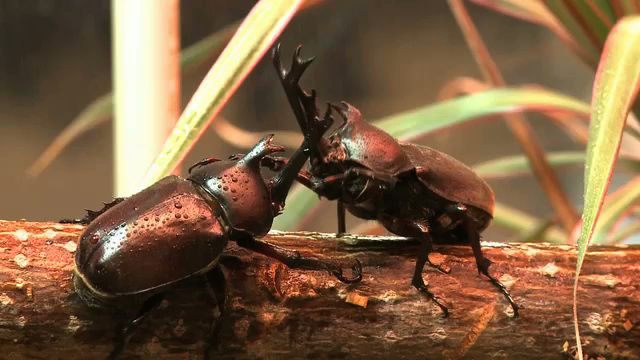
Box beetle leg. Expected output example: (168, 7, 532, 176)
(260, 155, 288, 172)
(411, 227, 450, 317)
(232, 229, 362, 283)
(462, 216, 520, 317)
(378, 214, 449, 316)
(203, 265, 227, 357)
(109, 294, 164, 360)
(337, 200, 347, 235)
(60, 197, 126, 225)
(189, 157, 222, 174)
(412, 235, 450, 317)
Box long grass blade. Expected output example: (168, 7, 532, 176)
(543, 1, 602, 62)
(573, 16, 640, 360)
(448, 0, 580, 233)
(27, 95, 113, 177)
(141, 0, 304, 187)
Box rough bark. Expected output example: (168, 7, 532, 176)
(0, 220, 638, 360)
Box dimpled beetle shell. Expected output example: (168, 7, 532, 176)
(329, 103, 494, 216)
(75, 176, 227, 298)
(188, 146, 275, 237)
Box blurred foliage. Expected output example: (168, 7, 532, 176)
(32, 2, 640, 356)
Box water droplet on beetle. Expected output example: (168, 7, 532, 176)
(175, 213, 181, 219)
(174, 202, 182, 209)
(155, 217, 160, 222)
(91, 234, 99, 244)
(183, 214, 189, 219)
(133, 221, 138, 226)
(45, 240, 52, 245)
(231, 188, 236, 193)
(144, 217, 149, 221)
(232, 196, 238, 201)
(223, 186, 228, 191)
(232, 177, 238, 183)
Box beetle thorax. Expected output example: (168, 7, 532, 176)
(190, 160, 274, 237)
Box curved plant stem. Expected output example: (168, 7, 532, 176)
(448, 0, 580, 233)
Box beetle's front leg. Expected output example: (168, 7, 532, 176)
(232, 229, 362, 283)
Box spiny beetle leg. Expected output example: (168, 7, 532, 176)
(108, 294, 164, 360)
(456, 208, 519, 317)
(337, 200, 346, 235)
(60, 197, 126, 225)
(260, 155, 288, 172)
(203, 266, 227, 358)
(232, 229, 362, 283)
(412, 231, 449, 317)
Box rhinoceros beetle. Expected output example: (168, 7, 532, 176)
(277, 45, 518, 318)
(62, 48, 361, 359)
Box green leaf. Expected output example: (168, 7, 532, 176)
(373, 87, 591, 139)
(142, 0, 304, 187)
(573, 16, 640, 360)
(273, 87, 592, 230)
(469, 0, 591, 65)
(590, 175, 640, 245)
(473, 151, 640, 179)
(543, 1, 601, 65)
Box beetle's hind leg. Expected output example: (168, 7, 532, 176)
(448, 204, 520, 317)
(463, 216, 519, 317)
(109, 294, 164, 360)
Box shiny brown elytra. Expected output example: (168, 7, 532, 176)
(282, 44, 517, 317)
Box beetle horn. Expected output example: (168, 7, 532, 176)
(241, 134, 285, 166)
(188, 157, 221, 174)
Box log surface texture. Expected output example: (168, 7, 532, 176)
(0, 220, 638, 360)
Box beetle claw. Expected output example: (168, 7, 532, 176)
(331, 259, 363, 284)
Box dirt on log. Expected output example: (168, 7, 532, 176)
(0, 220, 638, 360)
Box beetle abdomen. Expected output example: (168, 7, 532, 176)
(76, 176, 228, 297)
(401, 143, 495, 215)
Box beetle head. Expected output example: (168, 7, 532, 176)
(313, 101, 414, 180)
(189, 135, 284, 236)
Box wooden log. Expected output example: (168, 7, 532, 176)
(0, 220, 638, 360)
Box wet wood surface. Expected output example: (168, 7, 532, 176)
(0, 220, 638, 360)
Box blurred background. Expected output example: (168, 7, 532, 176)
(0, 0, 594, 240)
